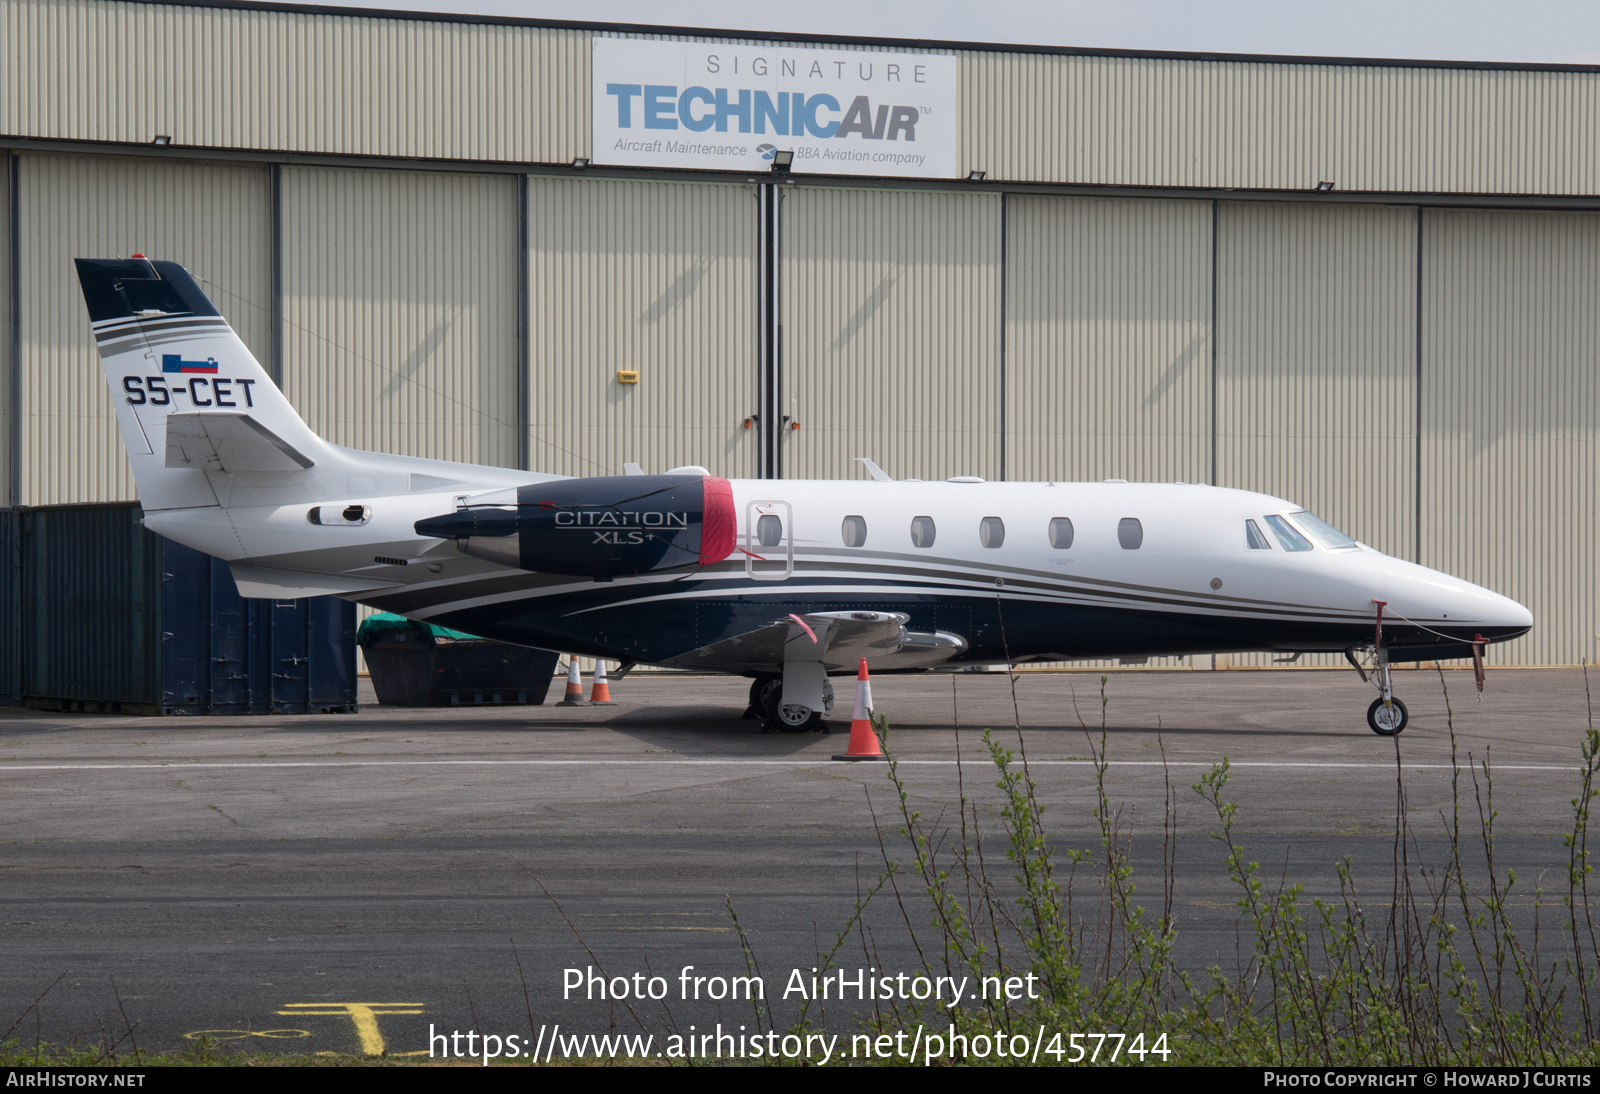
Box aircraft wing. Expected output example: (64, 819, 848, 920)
(660, 610, 967, 674)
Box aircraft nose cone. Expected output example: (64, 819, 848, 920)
(1487, 591, 1534, 637)
(1409, 573, 1530, 642)
(1445, 582, 1532, 641)
(1368, 554, 1531, 643)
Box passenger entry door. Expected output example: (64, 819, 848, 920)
(745, 500, 793, 581)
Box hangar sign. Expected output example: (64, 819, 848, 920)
(591, 38, 958, 179)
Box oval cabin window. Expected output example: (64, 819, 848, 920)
(841, 515, 868, 547)
(910, 516, 937, 549)
(1048, 517, 1074, 549)
(1118, 517, 1144, 550)
(756, 514, 784, 548)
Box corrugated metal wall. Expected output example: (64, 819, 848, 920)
(960, 51, 1600, 194)
(1002, 194, 1210, 670)
(16, 152, 271, 505)
(12, 0, 1600, 194)
(0, 0, 588, 164)
(1422, 208, 1600, 667)
(782, 187, 1001, 482)
(280, 166, 520, 468)
(525, 176, 756, 478)
(1217, 202, 1418, 668)
(1, 155, 10, 508)
(1005, 195, 1211, 485)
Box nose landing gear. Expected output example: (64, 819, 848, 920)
(1346, 643, 1407, 736)
(1355, 598, 1406, 735)
(1367, 689, 1409, 736)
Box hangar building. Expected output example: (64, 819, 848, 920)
(2, 0, 1598, 668)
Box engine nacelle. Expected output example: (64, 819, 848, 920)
(414, 475, 735, 578)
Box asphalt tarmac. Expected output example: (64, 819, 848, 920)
(0, 666, 1593, 1062)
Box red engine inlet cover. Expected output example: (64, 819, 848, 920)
(700, 476, 735, 565)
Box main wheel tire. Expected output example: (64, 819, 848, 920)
(759, 679, 824, 733)
(743, 676, 774, 720)
(1367, 696, 1409, 736)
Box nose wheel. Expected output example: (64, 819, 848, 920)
(1350, 643, 1408, 736)
(1367, 696, 1408, 736)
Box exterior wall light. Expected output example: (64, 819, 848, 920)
(966, 170, 986, 181)
(151, 135, 172, 147)
(1315, 180, 1335, 191)
(571, 157, 590, 168)
(770, 150, 794, 174)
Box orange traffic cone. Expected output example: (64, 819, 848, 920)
(559, 659, 587, 706)
(832, 659, 884, 762)
(589, 659, 617, 705)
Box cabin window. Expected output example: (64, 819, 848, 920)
(1246, 519, 1272, 550)
(910, 516, 937, 548)
(1117, 517, 1144, 550)
(841, 515, 868, 548)
(1048, 517, 1074, 549)
(1264, 514, 1313, 552)
(979, 516, 1005, 548)
(1291, 511, 1358, 550)
(756, 513, 784, 548)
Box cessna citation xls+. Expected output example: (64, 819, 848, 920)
(75, 257, 1532, 735)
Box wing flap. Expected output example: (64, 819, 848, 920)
(661, 610, 967, 674)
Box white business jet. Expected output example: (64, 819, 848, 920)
(76, 258, 1531, 735)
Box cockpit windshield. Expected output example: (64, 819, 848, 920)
(1263, 514, 1313, 552)
(1290, 511, 1358, 550)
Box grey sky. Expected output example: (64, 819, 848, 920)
(324, 0, 1600, 65)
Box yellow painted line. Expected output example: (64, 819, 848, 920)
(183, 1029, 310, 1040)
(277, 1002, 423, 1055)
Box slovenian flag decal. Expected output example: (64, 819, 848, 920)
(162, 354, 220, 374)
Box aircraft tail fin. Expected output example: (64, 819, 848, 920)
(74, 257, 327, 511)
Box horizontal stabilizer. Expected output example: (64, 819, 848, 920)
(165, 412, 315, 474)
(229, 562, 402, 599)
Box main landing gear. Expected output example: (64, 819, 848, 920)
(747, 676, 834, 734)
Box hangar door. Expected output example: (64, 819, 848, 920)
(1213, 202, 1417, 668)
(1005, 195, 1212, 485)
(17, 154, 272, 506)
(780, 187, 1002, 482)
(526, 177, 756, 480)
(281, 167, 521, 470)
(1422, 208, 1600, 667)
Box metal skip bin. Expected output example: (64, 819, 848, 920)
(357, 613, 559, 707)
(10, 504, 357, 715)
(0, 509, 17, 708)
(158, 532, 358, 715)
